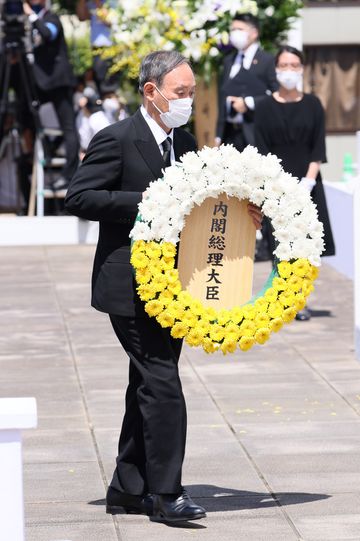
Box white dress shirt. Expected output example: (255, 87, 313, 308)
(140, 105, 175, 164)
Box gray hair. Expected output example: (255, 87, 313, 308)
(138, 51, 192, 95)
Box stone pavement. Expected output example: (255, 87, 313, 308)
(0, 245, 360, 541)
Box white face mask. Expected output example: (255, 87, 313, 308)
(102, 97, 119, 114)
(229, 29, 249, 51)
(153, 86, 193, 129)
(276, 70, 303, 90)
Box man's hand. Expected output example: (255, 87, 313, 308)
(247, 202, 263, 230)
(228, 96, 247, 114)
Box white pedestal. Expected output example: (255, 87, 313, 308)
(0, 398, 37, 541)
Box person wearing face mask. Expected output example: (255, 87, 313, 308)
(255, 45, 335, 320)
(22, 0, 79, 192)
(65, 49, 263, 524)
(215, 12, 278, 152)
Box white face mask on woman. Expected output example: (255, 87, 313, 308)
(229, 29, 249, 51)
(153, 86, 193, 129)
(276, 70, 302, 91)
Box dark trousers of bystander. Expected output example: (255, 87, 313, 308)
(38, 86, 79, 181)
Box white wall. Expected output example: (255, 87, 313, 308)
(302, 6, 360, 45)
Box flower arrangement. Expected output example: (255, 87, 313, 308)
(130, 145, 324, 354)
(98, 0, 302, 81)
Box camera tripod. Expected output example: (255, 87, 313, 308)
(0, 39, 47, 215)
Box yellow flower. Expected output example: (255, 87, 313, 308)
(157, 294, 172, 308)
(224, 323, 240, 341)
(202, 337, 218, 354)
(292, 258, 311, 278)
(217, 309, 231, 326)
(177, 291, 193, 307)
(308, 265, 319, 281)
(189, 299, 205, 316)
(270, 317, 283, 332)
(132, 240, 146, 253)
(302, 279, 314, 297)
(182, 310, 199, 328)
(145, 300, 164, 317)
(195, 320, 211, 335)
(209, 324, 225, 342)
(137, 283, 157, 301)
(161, 242, 177, 258)
(130, 252, 149, 269)
(254, 327, 270, 344)
(267, 301, 283, 319)
(156, 311, 175, 328)
(277, 261, 292, 279)
(221, 338, 237, 355)
(272, 277, 287, 291)
(242, 305, 256, 320)
(229, 306, 244, 324)
(167, 280, 182, 295)
(282, 307, 297, 323)
(294, 293, 306, 311)
(136, 268, 152, 284)
(186, 328, 204, 347)
(166, 300, 185, 320)
(171, 322, 189, 339)
(254, 313, 270, 328)
(202, 306, 217, 322)
(279, 290, 296, 307)
(287, 274, 303, 293)
(239, 336, 255, 351)
(164, 269, 179, 284)
(151, 273, 168, 292)
(239, 320, 256, 337)
(144, 241, 162, 259)
(161, 257, 176, 271)
(254, 298, 269, 311)
(264, 287, 278, 303)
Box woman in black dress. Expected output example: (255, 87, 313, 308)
(255, 45, 335, 321)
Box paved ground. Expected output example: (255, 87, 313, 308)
(0, 245, 360, 541)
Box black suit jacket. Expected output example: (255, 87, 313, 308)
(216, 47, 278, 145)
(31, 11, 75, 91)
(65, 109, 197, 317)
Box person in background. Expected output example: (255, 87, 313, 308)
(76, 0, 119, 93)
(23, 0, 79, 192)
(76, 87, 110, 155)
(255, 45, 335, 321)
(215, 12, 278, 151)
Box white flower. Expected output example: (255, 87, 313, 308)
(129, 221, 152, 241)
(249, 188, 265, 207)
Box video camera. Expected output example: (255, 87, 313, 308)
(0, 0, 27, 45)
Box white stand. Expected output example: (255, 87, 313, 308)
(0, 398, 37, 541)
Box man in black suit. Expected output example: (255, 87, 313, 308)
(216, 13, 278, 151)
(65, 50, 263, 523)
(23, 0, 79, 190)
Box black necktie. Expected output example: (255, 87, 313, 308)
(161, 137, 172, 167)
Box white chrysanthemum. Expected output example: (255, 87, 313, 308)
(130, 221, 152, 241)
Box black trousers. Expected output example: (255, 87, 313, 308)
(109, 314, 186, 495)
(223, 122, 247, 152)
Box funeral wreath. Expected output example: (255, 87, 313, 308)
(130, 145, 324, 354)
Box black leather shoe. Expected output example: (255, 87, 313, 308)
(106, 486, 153, 515)
(296, 307, 311, 321)
(150, 489, 206, 523)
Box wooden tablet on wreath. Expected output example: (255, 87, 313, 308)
(177, 194, 256, 309)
